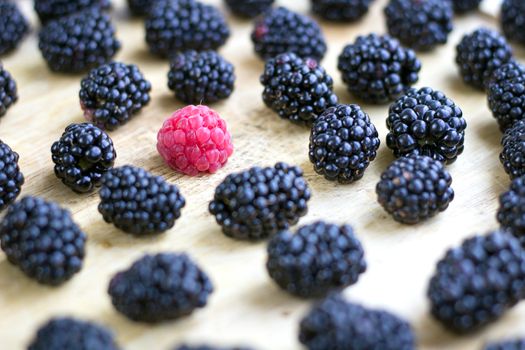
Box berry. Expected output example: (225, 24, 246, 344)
(34, 0, 111, 24)
(168, 50, 235, 104)
(225, 0, 274, 18)
(484, 340, 525, 350)
(0, 63, 18, 117)
(500, 120, 525, 179)
(487, 61, 525, 132)
(127, 0, 152, 16)
(299, 294, 415, 350)
(384, 0, 453, 51)
(456, 28, 513, 90)
(309, 104, 380, 183)
(251, 7, 327, 61)
(28, 317, 120, 350)
(498, 176, 525, 245)
(98, 165, 186, 235)
(260, 52, 338, 126)
(0, 140, 24, 211)
(337, 34, 421, 104)
(0, 196, 86, 285)
(38, 8, 120, 73)
(376, 155, 454, 224)
(386, 87, 467, 164)
(157, 105, 234, 176)
(502, 0, 525, 45)
(452, 0, 482, 13)
(145, 0, 230, 58)
(0, 2, 29, 56)
(108, 253, 213, 323)
(80, 62, 152, 130)
(428, 230, 525, 333)
(311, 0, 373, 22)
(209, 162, 311, 240)
(51, 123, 116, 193)
(267, 221, 366, 298)
(174, 346, 252, 350)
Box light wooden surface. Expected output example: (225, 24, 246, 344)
(0, 0, 522, 349)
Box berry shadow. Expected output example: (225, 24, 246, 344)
(241, 279, 309, 313)
(86, 219, 170, 249)
(475, 117, 501, 149)
(193, 224, 268, 253)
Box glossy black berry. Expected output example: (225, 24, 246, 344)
(251, 6, 327, 61)
(502, 0, 525, 45)
(145, 0, 230, 58)
(127, 0, 152, 16)
(452, 0, 482, 13)
(260, 52, 338, 126)
(80, 62, 151, 130)
(501, 120, 525, 179)
(337, 34, 421, 104)
(0, 1, 29, 56)
(377, 155, 454, 224)
(51, 123, 116, 193)
(309, 104, 380, 183)
(498, 176, 525, 245)
(108, 253, 213, 323)
(484, 340, 525, 350)
(428, 230, 525, 333)
(225, 0, 274, 18)
(168, 50, 235, 104)
(456, 28, 513, 90)
(209, 162, 311, 240)
(0, 63, 18, 117)
(34, 0, 111, 24)
(299, 294, 415, 350)
(311, 0, 373, 22)
(0, 196, 86, 285)
(0, 140, 24, 211)
(386, 87, 467, 164)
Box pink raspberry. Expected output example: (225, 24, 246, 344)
(157, 105, 234, 176)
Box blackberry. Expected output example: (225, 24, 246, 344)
(34, 0, 111, 24)
(502, 0, 525, 45)
(98, 165, 186, 235)
(484, 340, 525, 350)
(127, 0, 152, 16)
(376, 155, 454, 224)
(384, 0, 453, 51)
(28, 317, 120, 350)
(0, 63, 18, 117)
(80, 62, 152, 130)
(209, 162, 311, 240)
(168, 50, 235, 104)
(0, 2, 29, 56)
(225, 0, 274, 18)
(260, 52, 338, 126)
(456, 28, 513, 90)
(108, 253, 213, 323)
(0, 140, 24, 211)
(267, 221, 366, 298)
(51, 123, 116, 193)
(337, 34, 421, 104)
(428, 230, 525, 333)
(0, 196, 86, 285)
(501, 120, 525, 179)
(145, 0, 230, 58)
(498, 176, 525, 245)
(487, 61, 525, 132)
(312, 0, 373, 22)
(299, 294, 415, 350)
(38, 8, 121, 73)
(251, 7, 327, 61)
(452, 0, 482, 13)
(386, 87, 467, 164)
(174, 346, 253, 350)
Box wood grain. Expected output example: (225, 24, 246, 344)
(1, 0, 523, 349)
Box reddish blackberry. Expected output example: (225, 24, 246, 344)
(456, 28, 513, 90)
(498, 176, 525, 245)
(386, 87, 467, 164)
(28, 317, 120, 350)
(80, 62, 152, 130)
(384, 0, 453, 51)
(337, 34, 421, 104)
(99, 165, 186, 235)
(376, 155, 454, 224)
(38, 8, 120, 73)
(51, 123, 116, 193)
(108, 253, 213, 323)
(428, 230, 525, 333)
(502, 0, 525, 45)
(127, 0, 152, 16)
(34, 0, 111, 24)
(309, 104, 380, 183)
(0, 196, 86, 285)
(174, 346, 252, 350)
(452, 0, 482, 13)
(145, 0, 230, 58)
(501, 120, 525, 179)
(0, 63, 18, 117)
(299, 294, 415, 350)
(168, 51, 235, 104)
(311, 0, 373, 22)
(260, 52, 338, 126)
(0, 2, 29, 56)
(484, 340, 525, 350)
(0, 140, 24, 211)
(251, 7, 327, 61)
(267, 221, 366, 298)
(225, 0, 274, 18)
(209, 162, 311, 240)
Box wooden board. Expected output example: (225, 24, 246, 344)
(1, 0, 522, 349)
